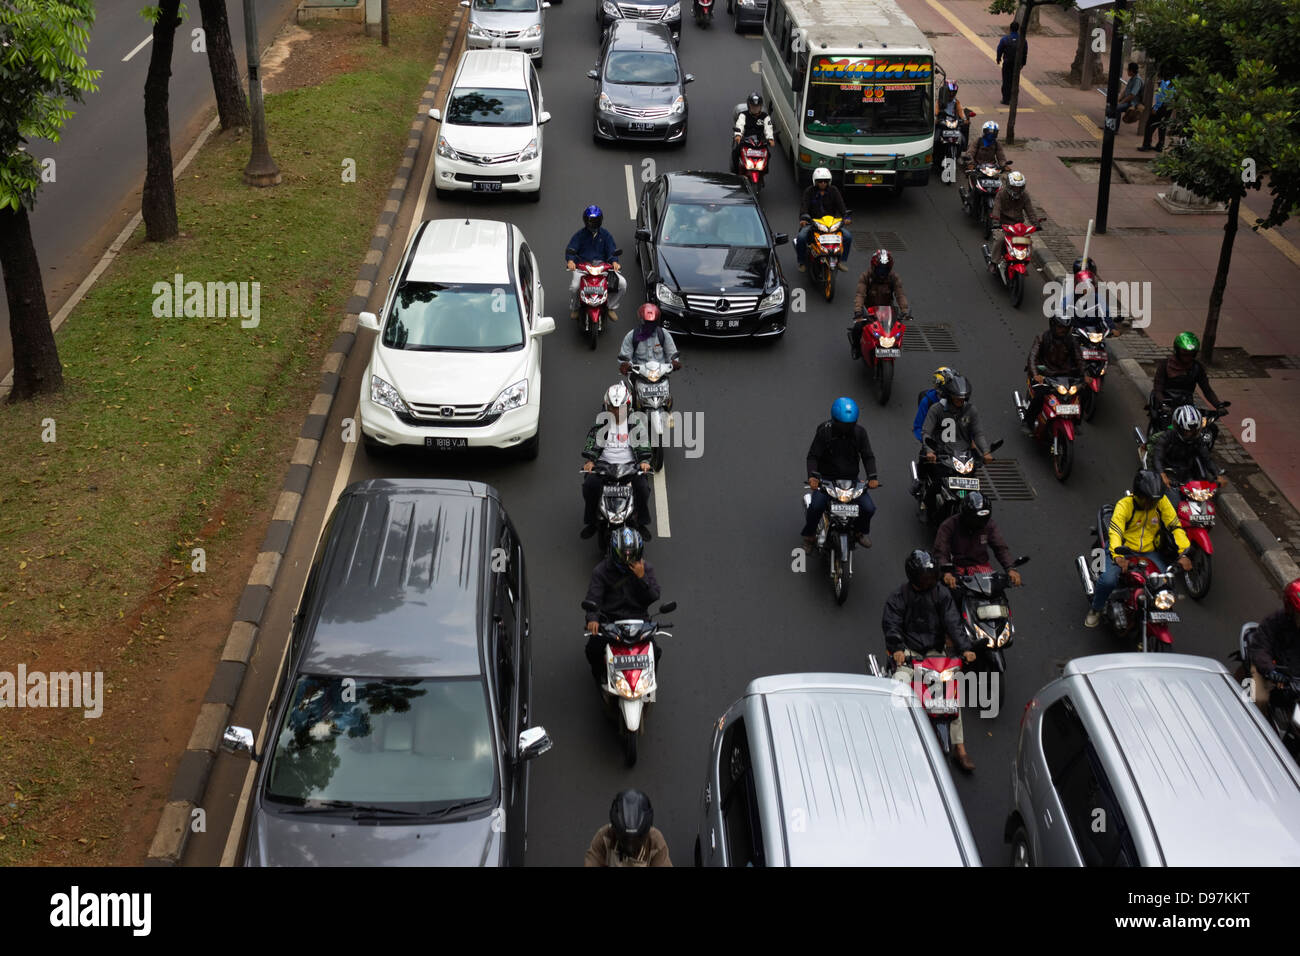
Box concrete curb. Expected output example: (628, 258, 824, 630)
(146, 10, 465, 865)
(1030, 240, 1298, 593)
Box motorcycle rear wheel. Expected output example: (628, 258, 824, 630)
(1183, 545, 1213, 600)
(1008, 272, 1024, 308)
(1052, 435, 1074, 481)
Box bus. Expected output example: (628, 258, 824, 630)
(760, 0, 935, 193)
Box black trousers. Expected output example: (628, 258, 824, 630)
(586, 635, 662, 683)
(1001, 63, 1015, 103)
(583, 472, 651, 528)
(1142, 105, 1170, 148)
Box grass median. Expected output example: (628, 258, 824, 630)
(0, 4, 453, 863)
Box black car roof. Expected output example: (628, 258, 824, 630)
(606, 19, 676, 51)
(300, 479, 502, 679)
(663, 170, 757, 203)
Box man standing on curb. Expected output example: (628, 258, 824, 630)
(995, 21, 1026, 106)
(1139, 78, 1173, 152)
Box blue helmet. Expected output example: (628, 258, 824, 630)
(831, 397, 859, 423)
(583, 205, 604, 229)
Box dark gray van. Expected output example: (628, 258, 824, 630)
(224, 478, 550, 866)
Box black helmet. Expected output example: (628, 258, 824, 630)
(1132, 469, 1163, 506)
(1072, 257, 1099, 278)
(905, 549, 939, 590)
(959, 491, 991, 533)
(747, 91, 763, 109)
(609, 789, 653, 855)
(610, 527, 644, 568)
(1049, 310, 1072, 332)
(943, 372, 972, 402)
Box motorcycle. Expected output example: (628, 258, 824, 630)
(912, 437, 1002, 528)
(868, 650, 964, 756)
(1148, 396, 1230, 443)
(803, 213, 849, 303)
(693, 0, 713, 25)
(802, 477, 875, 605)
(626, 359, 674, 472)
(737, 132, 770, 192)
(583, 460, 642, 554)
(855, 305, 906, 405)
(946, 556, 1029, 710)
(574, 251, 621, 351)
(1014, 374, 1084, 481)
(935, 105, 975, 183)
(982, 219, 1042, 308)
(1056, 258, 1124, 421)
(581, 598, 677, 767)
(1233, 624, 1300, 761)
(1076, 531, 1181, 652)
(960, 161, 1008, 239)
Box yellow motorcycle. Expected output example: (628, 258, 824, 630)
(804, 213, 848, 302)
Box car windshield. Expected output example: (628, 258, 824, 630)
(473, 0, 537, 9)
(446, 87, 533, 126)
(382, 281, 523, 351)
(660, 201, 766, 247)
(803, 55, 933, 138)
(264, 677, 496, 810)
(605, 51, 679, 86)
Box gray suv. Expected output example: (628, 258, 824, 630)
(1007, 653, 1300, 866)
(224, 478, 550, 866)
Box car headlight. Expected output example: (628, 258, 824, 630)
(521, 24, 542, 38)
(370, 375, 410, 415)
(758, 286, 784, 310)
(490, 380, 528, 414)
(598, 91, 614, 114)
(739, 0, 756, 5)
(878, 335, 895, 348)
(517, 138, 538, 162)
(602, 0, 620, 14)
(656, 282, 684, 309)
(666, 2, 680, 17)
(670, 95, 685, 116)
(1154, 590, 1176, 610)
(468, 23, 487, 37)
(436, 135, 460, 161)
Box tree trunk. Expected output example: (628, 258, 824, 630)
(199, 0, 250, 130)
(1, 206, 63, 401)
(1202, 193, 1240, 366)
(1070, 9, 1093, 88)
(143, 0, 183, 242)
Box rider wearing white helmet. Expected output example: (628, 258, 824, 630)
(991, 169, 1041, 228)
(961, 120, 1009, 170)
(581, 384, 654, 541)
(795, 167, 853, 272)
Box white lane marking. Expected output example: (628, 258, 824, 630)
(123, 34, 153, 62)
(654, 462, 671, 538)
(329, 404, 362, 505)
(751, 59, 760, 73)
(623, 163, 637, 220)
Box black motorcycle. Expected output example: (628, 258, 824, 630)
(913, 437, 1001, 528)
(960, 161, 1009, 239)
(946, 556, 1029, 709)
(935, 104, 973, 182)
(1233, 624, 1300, 762)
(803, 477, 875, 605)
(583, 460, 642, 554)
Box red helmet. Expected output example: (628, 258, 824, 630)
(637, 303, 660, 323)
(1286, 578, 1300, 614)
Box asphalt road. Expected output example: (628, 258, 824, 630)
(1, 0, 298, 379)
(187, 5, 1281, 867)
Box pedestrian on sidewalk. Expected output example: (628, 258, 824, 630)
(1116, 62, 1145, 131)
(995, 21, 1026, 105)
(1138, 78, 1172, 152)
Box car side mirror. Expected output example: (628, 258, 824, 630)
(428, 108, 441, 121)
(460, 0, 469, 5)
(222, 725, 257, 761)
(581, 599, 599, 613)
(659, 601, 677, 614)
(587, 69, 600, 80)
(684, 74, 695, 84)
(358, 310, 381, 332)
(538, 111, 552, 125)
(531, 315, 556, 337)
(518, 726, 553, 762)
(635, 228, 651, 242)
(542, 1, 551, 6)
(774, 232, 789, 245)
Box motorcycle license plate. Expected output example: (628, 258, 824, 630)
(706, 319, 741, 330)
(875, 347, 901, 358)
(639, 381, 669, 396)
(926, 698, 959, 714)
(629, 122, 656, 132)
(829, 502, 860, 518)
(426, 437, 469, 449)
(1190, 514, 1214, 526)
(853, 172, 884, 185)
(1081, 348, 1107, 361)
(612, 654, 652, 670)
(948, 476, 980, 490)
(471, 181, 502, 192)
(1149, 611, 1180, 623)
(980, 179, 1001, 190)
(942, 132, 961, 143)
(1053, 404, 1080, 415)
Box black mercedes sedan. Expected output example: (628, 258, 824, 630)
(634, 171, 789, 339)
(589, 21, 692, 146)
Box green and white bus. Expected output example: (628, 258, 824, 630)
(760, 0, 935, 192)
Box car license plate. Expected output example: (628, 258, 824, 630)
(1054, 404, 1080, 415)
(875, 347, 901, 358)
(612, 654, 652, 670)
(829, 502, 860, 517)
(426, 437, 468, 449)
(639, 381, 669, 396)
(706, 319, 741, 330)
(948, 476, 980, 490)
(629, 122, 655, 132)
(1190, 514, 1214, 526)
(1081, 348, 1107, 360)
(853, 172, 884, 185)
(471, 181, 501, 192)
(1149, 611, 1180, 623)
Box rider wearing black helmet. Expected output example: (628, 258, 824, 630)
(1149, 404, 1221, 504)
(846, 250, 909, 358)
(583, 528, 662, 683)
(566, 204, 624, 321)
(917, 373, 991, 500)
(882, 549, 977, 771)
(584, 789, 672, 866)
(1022, 311, 1090, 434)
(933, 491, 1023, 589)
(732, 92, 776, 174)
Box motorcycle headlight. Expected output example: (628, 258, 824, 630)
(938, 668, 959, 682)
(758, 286, 785, 310)
(878, 335, 895, 348)
(1189, 486, 1215, 502)
(517, 138, 539, 162)
(436, 135, 460, 161)
(1068, 385, 1078, 395)
(1154, 590, 1176, 610)
(655, 282, 684, 310)
(489, 380, 528, 414)
(1056, 385, 1068, 395)
(370, 375, 410, 415)
(640, 367, 662, 382)
(1087, 331, 1104, 343)
(602, 0, 620, 15)
(955, 458, 974, 474)
(521, 24, 542, 38)
(997, 623, 1011, 646)
(670, 95, 685, 116)
(598, 92, 614, 114)
(665, 2, 680, 17)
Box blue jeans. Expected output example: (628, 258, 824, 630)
(795, 225, 853, 265)
(1090, 550, 1168, 611)
(802, 487, 875, 537)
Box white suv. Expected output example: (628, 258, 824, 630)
(358, 219, 555, 459)
(430, 50, 549, 201)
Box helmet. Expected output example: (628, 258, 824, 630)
(609, 527, 644, 568)
(870, 249, 893, 280)
(1132, 469, 1163, 506)
(931, 365, 953, 388)
(1172, 404, 1202, 440)
(609, 789, 653, 855)
(1007, 170, 1026, 197)
(747, 91, 763, 109)
(945, 80, 959, 95)
(604, 382, 631, 412)
(959, 491, 991, 533)
(1049, 310, 1072, 332)
(583, 204, 604, 230)
(982, 120, 999, 138)
(831, 396, 859, 424)
(637, 302, 660, 324)
(1173, 331, 1200, 358)
(905, 549, 939, 590)
(1285, 578, 1300, 614)
(943, 372, 972, 402)
(1072, 257, 1098, 277)
(812, 166, 832, 184)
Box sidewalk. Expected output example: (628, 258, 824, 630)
(904, 0, 1300, 579)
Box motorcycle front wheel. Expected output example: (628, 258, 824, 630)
(588, 318, 600, 351)
(823, 264, 836, 302)
(876, 360, 893, 405)
(1009, 272, 1024, 308)
(982, 206, 992, 240)
(1080, 385, 1097, 421)
(1183, 545, 1213, 600)
(622, 727, 637, 767)
(1052, 435, 1074, 481)
(830, 549, 850, 605)
(650, 444, 664, 472)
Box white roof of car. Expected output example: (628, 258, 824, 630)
(454, 49, 530, 88)
(407, 219, 513, 284)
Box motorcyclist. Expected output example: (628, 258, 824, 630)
(913, 366, 955, 442)
(1084, 469, 1193, 630)
(732, 92, 776, 175)
(847, 249, 909, 359)
(918, 373, 991, 497)
(1149, 331, 1226, 431)
(566, 204, 624, 322)
(1022, 312, 1091, 434)
(584, 789, 672, 867)
(1063, 256, 1119, 331)
(883, 549, 978, 772)
(618, 303, 681, 373)
(961, 120, 1010, 172)
(1148, 404, 1223, 504)
(933, 492, 1023, 589)
(795, 167, 853, 273)
(935, 80, 970, 152)
(581, 383, 653, 540)
(1245, 578, 1300, 716)
(990, 170, 1041, 228)
(802, 397, 879, 551)
(583, 528, 662, 683)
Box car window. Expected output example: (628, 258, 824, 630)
(661, 201, 766, 248)
(446, 86, 534, 126)
(605, 51, 679, 85)
(518, 244, 535, 320)
(383, 281, 523, 351)
(718, 717, 765, 867)
(650, 181, 667, 227)
(494, 531, 518, 730)
(529, 66, 542, 115)
(264, 676, 496, 810)
(473, 0, 537, 9)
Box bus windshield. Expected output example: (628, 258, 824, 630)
(803, 55, 933, 138)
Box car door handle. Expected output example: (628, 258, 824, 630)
(710, 828, 717, 851)
(1043, 806, 1053, 828)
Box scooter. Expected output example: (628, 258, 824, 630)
(855, 305, 906, 405)
(802, 477, 875, 605)
(693, 0, 713, 25)
(1233, 623, 1300, 761)
(803, 213, 849, 303)
(947, 556, 1029, 710)
(574, 252, 621, 350)
(869, 651, 964, 756)
(983, 219, 1042, 308)
(961, 162, 1009, 239)
(583, 460, 642, 555)
(935, 106, 975, 182)
(1076, 535, 1180, 652)
(912, 437, 1002, 528)
(626, 360, 674, 472)
(581, 599, 676, 767)
(1015, 374, 1084, 481)
(737, 132, 770, 192)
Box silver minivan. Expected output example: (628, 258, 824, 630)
(694, 674, 981, 867)
(1008, 653, 1300, 866)
(463, 0, 550, 68)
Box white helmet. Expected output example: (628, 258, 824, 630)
(982, 120, 999, 136)
(1007, 170, 1026, 194)
(604, 382, 631, 411)
(812, 167, 832, 184)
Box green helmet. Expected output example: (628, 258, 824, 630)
(1173, 331, 1200, 354)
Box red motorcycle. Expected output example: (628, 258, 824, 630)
(693, 0, 714, 25)
(856, 305, 905, 405)
(871, 651, 964, 755)
(982, 219, 1041, 308)
(575, 257, 619, 351)
(738, 133, 769, 191)
(1077, 539, 1180, 653)
(1014, 373, 1084, 481)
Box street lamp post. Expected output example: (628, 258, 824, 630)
(1092, 0, 1128, 234)
(242, 0, 281, 187)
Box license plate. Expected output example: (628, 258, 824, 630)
(426, 437, 469, 449)
(941, 132, 961, 142)
(853, 172, 884, 185)
(602, 486, 628, 497)
(1190, 514, 1214, 526)
(948, 476, 980, 490)
(639, 382, 669, 396)
(629, 122, 656, 132)
(1081, 348, 1107, 361)
(706, 319, 741, 330)
(829, 502, 860, 517)
(875, 347, 901, 358)
(1148, 611, 1180, 623)
(926, 698, 959, 713)
(471, 181, 501, 192)
(1053, 404, 1080, 415)
(612, 654, 652, 670)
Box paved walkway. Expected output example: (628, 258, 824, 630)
(904, 0, 1300, 556)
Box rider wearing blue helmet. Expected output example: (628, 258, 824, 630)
(566, 204, 625, 321)
(802, 397, 880, 550)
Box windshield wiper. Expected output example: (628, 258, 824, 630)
(277, 799, 427, 817)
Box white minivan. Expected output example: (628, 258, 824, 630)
(357, 219, 555, 459)
(430, 50, 549, 201)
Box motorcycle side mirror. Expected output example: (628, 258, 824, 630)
(773, 232, 789, 245)
(581, 599, 599, 613)
(635, 228, 651, 242)
(989, 439, 1004, 453)
(684, 74, 695, 84)
(1012, 555, 1031, 568)
(613, 248, 623, 257)
(658, 601, 677, 614)
(1115, 546, 1134, 557)
(586, 70, 599, 80)
(923, 436, 939, 451)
